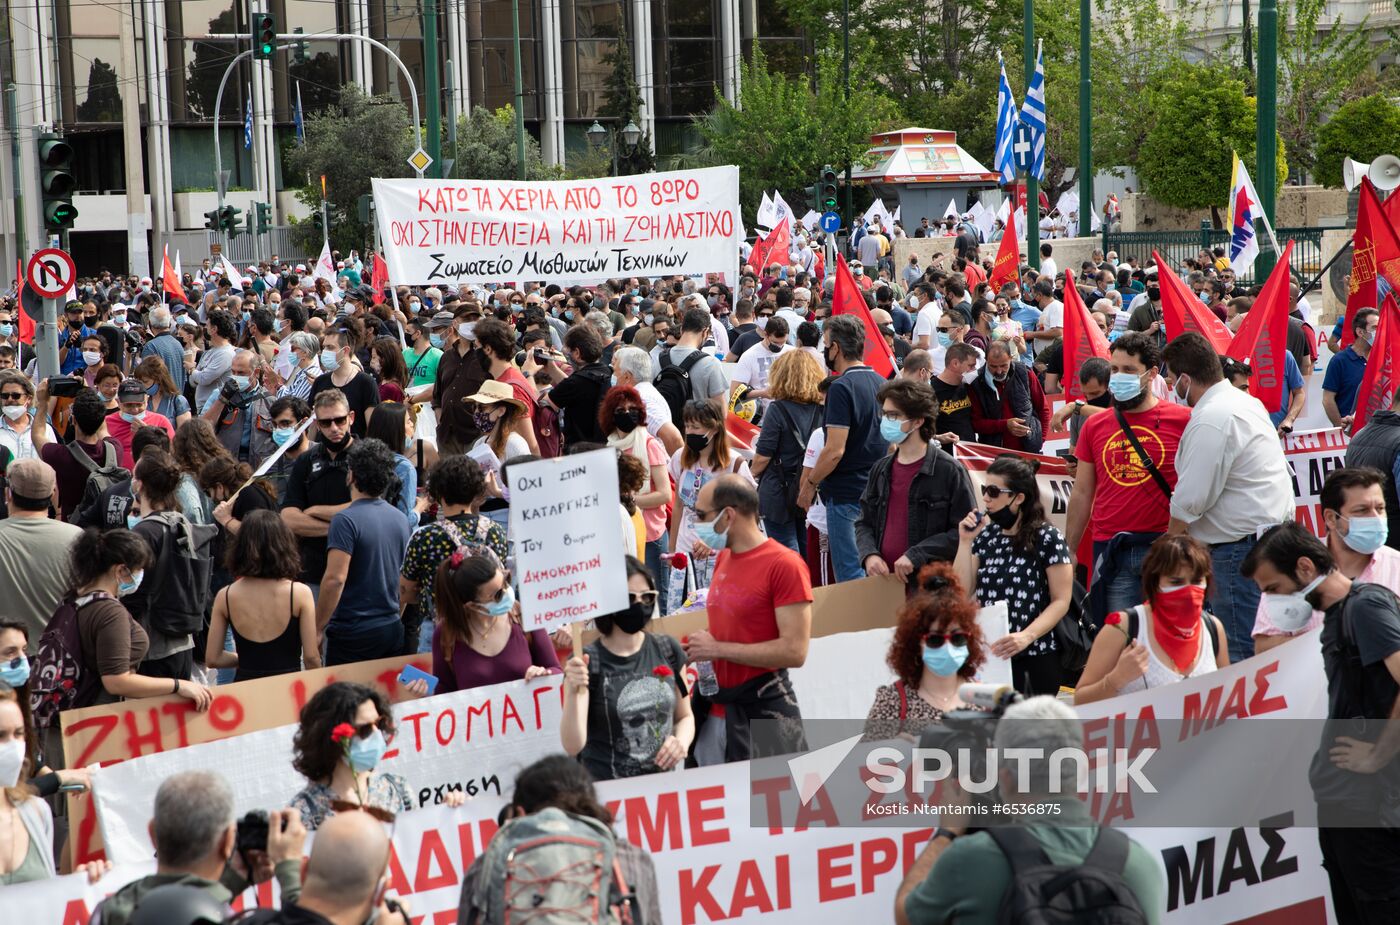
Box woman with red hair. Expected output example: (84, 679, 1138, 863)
(602, 385, 672, 604)
(863, 563, 989, 741)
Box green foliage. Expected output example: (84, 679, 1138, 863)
(691, 47, 899, 220)
(1315, 94, 1400, 188)
(1137, 65, 1286, 211)
(448, 105, 558, 182)
(598, 11, 656, 175)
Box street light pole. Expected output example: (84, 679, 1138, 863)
(423, 0, 442, 179)
(841, 0, 852, 234)
(1256, 0, 1278, 278)
(511, 0, 527, 180)
(1078, 0, 1092, 241)
(1024, 0, 1040, 270)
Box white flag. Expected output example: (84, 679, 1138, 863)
(943, 197, 960, 219)
(771, 190, 793, 227)
(312, 240, 337, 285)
(219, 254, 244, 291)
(757, 191, 776, 228)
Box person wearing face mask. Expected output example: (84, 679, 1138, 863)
(730, 315, 793, 401)
(430, 305, 491, 453)
(603, 385, 673, 571)
(275, 331, 324, 403)
(855, 379, 976, 584)
(202, 349, 275, 465)
(1345, 390, 1400, 553)
(315, 439, 413, 665)
(309, 328, 379, 439)
(862, 566, 988, 740)
(1074, 534, 1228, 705)
(0, 305, 35, 371)
(1251, 467, 1400, 654)
(0, 371, 51, 463)
(1241, 522, 1400, 915)
(1324, 308, 1379, 430)
(968, 340, 1048, 452)
(668, 399, 754, 592)
(560, 556, 694, 779)
(1161, 332, 1293, 663)
(58, 301, 98, 375)
(955, 456, 1073, 695)
(722, 299, 762, 361)
(77, 333, 108, 386)
(1066, 333, 1192, 618)
(402, 318, 443, 390)
(132, 356, 192, 426)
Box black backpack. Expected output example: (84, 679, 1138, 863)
(653, 348, 705, 427)
(988, 826, 1148, 925)
(142, 511, 218, 637)
(65, 442, 130, 524)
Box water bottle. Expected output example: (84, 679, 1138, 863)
(693, 659, 719, 697)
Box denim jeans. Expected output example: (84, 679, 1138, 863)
(824, 501, 866, 583)
(644, 537, 670, 615)
(764, 517, 805, 556)
(1092, 540, 1150, 616)
(1208, 537, 1261, 663)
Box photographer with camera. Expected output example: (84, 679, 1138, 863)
(895, 696, 1164, 925)
(92, 770, 305, 925)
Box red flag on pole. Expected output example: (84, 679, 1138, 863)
(1352, 293, 1400, 435)
(989, 208, 1021, 292)
(14, 261, 34, 345)
(1154, 249, 1232, 353)
(1342, 179, 1400, 348)
(831, 253, 896, 378)
(1060, 269, 1112, 401)
(750, 216, 791, 276)
(370, 253, 389, 305)
(1227, 239, 1294, 410)
(161, 245, 187, 304)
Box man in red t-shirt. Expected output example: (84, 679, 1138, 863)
(1065, 332, 1190, 614)
(684, 474, 813, 763)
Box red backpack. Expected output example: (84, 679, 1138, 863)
(31, 592, 111, 728)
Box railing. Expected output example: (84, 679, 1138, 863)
(1103, 221, 1326, 288)
(204, 227, 310, 267)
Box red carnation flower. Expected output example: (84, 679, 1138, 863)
(652, 665, 674, 678)
(1104, 612, 1122, 627)
(331, 722, 356, 744)
(61, 679, 74, 690)
(669, 552, 688, 570)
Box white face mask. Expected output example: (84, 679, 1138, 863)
(458, 322, 476, 340)
(1261, 573, 1326, 632)
(1, 404, 26, 421)
(0, 738, 24, 788)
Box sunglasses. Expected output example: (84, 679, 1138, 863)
(925, 631, 969, 649)
(478, 573, 514, 604)
(316, 414, 349, 428)
(630, 590, 659, 608)
(0, 393, 26, 402)
(980, 485, 1014, 499)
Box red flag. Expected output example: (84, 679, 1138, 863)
(14, 262, 34, 345)
(1227, 239, 1294, 409)
(830, 253, 896, 378)
(989, 208, 1021, 292)
(751, 217, 791, 276)
(1060, 269, 1111, 401)
(1342, 179, 1400, 348)
(161, 245, 187, 304)
(1352, 293, 1400, 435)
(371, 253, 389, 305)
(1154, 249, 1232, 353)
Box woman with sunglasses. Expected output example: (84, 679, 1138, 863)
(863, 564, 988, 741)
(560, 557, 694, 780)
(954, 455, 1073, 696)
(289, 681, 461, 829)
(411, 551, 559, 694)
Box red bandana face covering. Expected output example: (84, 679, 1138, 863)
(1150, 583, 1206, 673)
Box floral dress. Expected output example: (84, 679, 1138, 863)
(288, 772, 413, 829)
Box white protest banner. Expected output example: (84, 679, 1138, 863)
(1282, 426, 1350, 538)
(372, 166, 742, 286)
(92, 676, 567, 866)
(507, 448, 628, 633)
(974, 601, 1013, 686)
(955, 441, 1074, 534)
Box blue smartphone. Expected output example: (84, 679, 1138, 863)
(398, 664, 439, 695)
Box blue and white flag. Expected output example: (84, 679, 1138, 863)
(243, 93, 253, 150)
(294, 82, 306, 145)
(994, 54, 1019, 186)
(1018, 41, 1046, 183)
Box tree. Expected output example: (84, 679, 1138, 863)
(1136, 64, 1287, 216)
(1277, 0, 1389, 179)
(597, 8, 655, 175)
(689, 48, 899, 220)
(76, 59, 121, 123)
(448, 105, 558, 181)
(283, 85, 414, 254)
(1315, 94, 1400, 188)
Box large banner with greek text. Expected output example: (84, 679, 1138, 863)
(1283, 427, 1350, 537)
(372, 166, 743, 286)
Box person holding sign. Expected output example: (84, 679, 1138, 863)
(560, 556, 694, 780)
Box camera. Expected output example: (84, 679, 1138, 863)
(235, 809, 269, 870)
(48, 376, 82, 399)
(917, 684, 1024, 823)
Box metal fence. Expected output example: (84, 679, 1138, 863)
(1102, 221, 1327, 289)
(201, 227, 310, 266)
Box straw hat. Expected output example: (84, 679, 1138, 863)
(463, 379, 525, 414)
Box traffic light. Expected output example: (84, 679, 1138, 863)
(293, 26, 308, 64)
(220, 204, 244, 239)
(203, 208, 221, 232)
(310, 212, 324, 236)
(252, 13, 276, 60)
(37, 133, 77, 232)
(819, 165, 839, 213)
(254, 201, 272, 235)
(803, 182, 819, 213)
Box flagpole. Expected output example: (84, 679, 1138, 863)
(1024, 23, 1040, 271)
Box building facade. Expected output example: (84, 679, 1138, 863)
(0, 0, 807, 276)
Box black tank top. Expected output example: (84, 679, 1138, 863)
(229, 584, 303, 682)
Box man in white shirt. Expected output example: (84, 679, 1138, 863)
(1163, 332, 1294, 664)
(731, 316, 794, 400)
(1037, 243, 1058, 279)
(611, 345, 682, 454)
(1025, 279, 1063, 361)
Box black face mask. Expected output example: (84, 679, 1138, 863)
(612, 601, 652, 634)
(767, 342, 784, 353)
(67, 317, 83, 329)
(613, 408, 642, 434)
(684, 432, 711, 455)
(988, 503, 1020, 530)
(1088, 392, 1113, 408)
(323, 432, 353, 453)
(825, 346, 839, 368)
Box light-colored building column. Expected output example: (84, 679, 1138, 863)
(348, 0, 372, 89)
(446, 2, 471, 123)
(10, 0, 56, 253)
(118, 6, 151, 276)
(141, 0, 174, 245)
(540, 0, 565, 166)
(720, 0, 741, 106)
(632, 0, 654, 154)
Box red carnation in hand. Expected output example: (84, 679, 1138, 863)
(331, 722, 356, 744)
(1104, 612, 1122, 627)
(652, 665, 674, 678)
(669, 552, 688, 570)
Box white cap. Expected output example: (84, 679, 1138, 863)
(241, 277, 253, 286)
(295, 264, 307, 272)
(139, 276, 153, 285)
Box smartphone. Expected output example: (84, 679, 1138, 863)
(48, 376, 82, 398)
(57, 782, 88, 793)
(399, 664, 439, 695)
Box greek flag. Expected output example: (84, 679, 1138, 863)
(994, 54, 1019, 186)
(243, 94, 253, 150)
(1018, 41, 1046, 183)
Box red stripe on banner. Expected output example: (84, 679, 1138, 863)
(1227, 896, 1329, 925)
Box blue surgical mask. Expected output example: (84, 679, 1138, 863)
(126, 513, 142, 530)
(879, 417, 910, 444)
(117, 568, 144, 597)
(0, 656, 29, 687)
(271, 426, 297, 447)
(610, 374, 618, 388)
(320, 349, 340, 372)
(146, 384, 159, 397)
(1108, 372, 1143, 402)
(693, 513, 729, 551)
(230, 375, 251, 391)
(936, 332, 952, 349)
(1341, 515, 1388, 555)
(922, 642, 968, 677)
(273, 318, 283, 333)
(120, 411, 146, 424)
(348, 727, 387, 772)
(484, 585, 516, 617)
(0, 324, 12, 337)
(429, 333, 445, 349)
